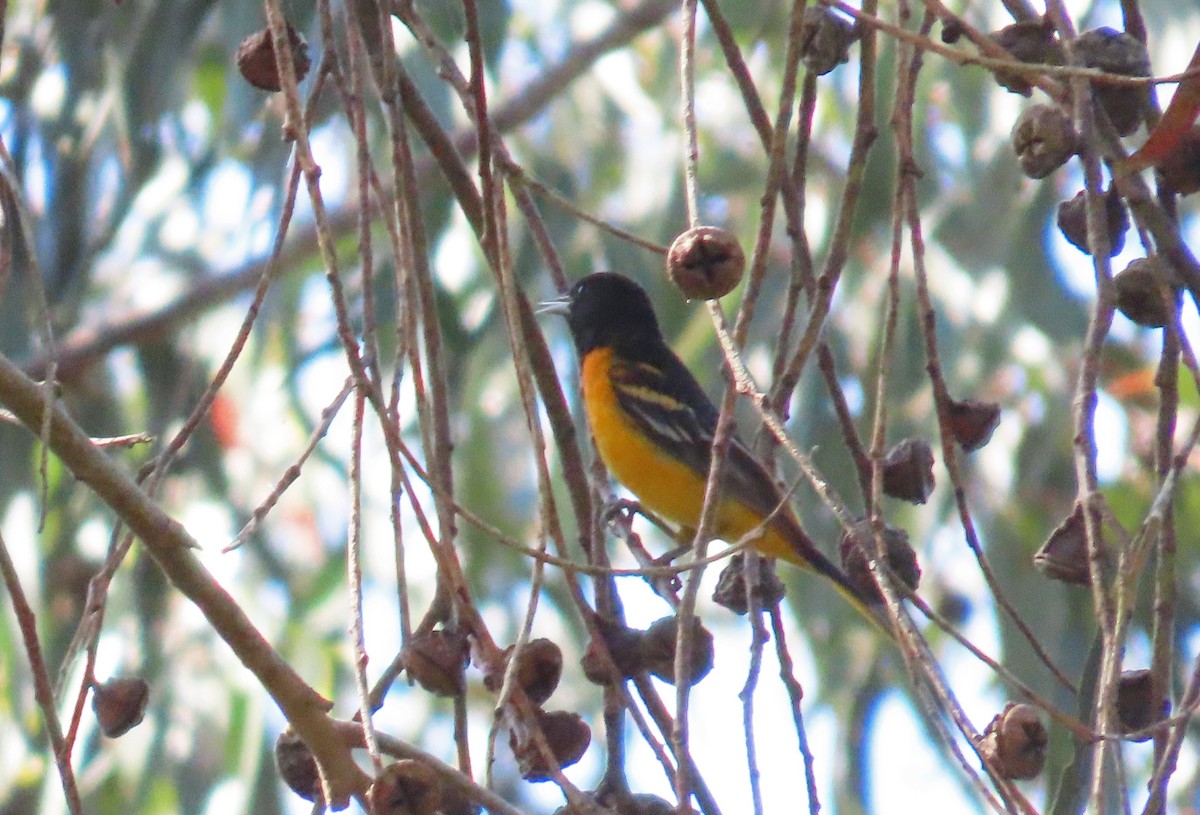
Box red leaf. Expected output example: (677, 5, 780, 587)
(1124, 41, 1200, 173)
(209, 393, 240, 450)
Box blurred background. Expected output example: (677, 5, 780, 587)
(1, 0, 1199, 813)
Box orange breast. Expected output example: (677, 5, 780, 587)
(580, 348, 803, 565)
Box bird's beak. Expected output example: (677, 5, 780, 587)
(536, 293, 570, 317)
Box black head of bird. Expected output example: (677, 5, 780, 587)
(544, 273, 663, 357)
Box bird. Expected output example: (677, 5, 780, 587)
(544, 272, 886, 628)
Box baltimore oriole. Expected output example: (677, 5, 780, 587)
(545, 272, 885, 627)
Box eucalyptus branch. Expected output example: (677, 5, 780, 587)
(0, 351, 368, 807)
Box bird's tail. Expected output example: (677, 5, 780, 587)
(818, 562, 896, 640)
(769, 518, 896, 639)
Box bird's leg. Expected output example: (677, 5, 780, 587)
(601, 497, 675, 538)
(655, 529, 694, 567)
(600, 499, 683, 602)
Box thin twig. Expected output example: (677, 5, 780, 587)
(347, 387, 384, 775)
(679, 0, 700, 228)
(459, 1, 593, 804)
(1146, 308, 1179, 797)
(1042, 4, 1122, 805)
(737, 558, 769, 815)
(728, 0, 808, 350)
(225, 378, 354, 552)
(0, 529, 83, 814)
(767, 608, 822, 815)
(500, 160, 670, 259)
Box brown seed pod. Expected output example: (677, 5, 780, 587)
(235, 24, 311, 93)
(403, 629, 469, 697)
(1117, 669, 1169, 740)
(1034, 503, 1110, 585)
(370, 760, 442, 815)
(1074, 27, 1151, 136)
(91, 676, 149, 738)
(989, 18, 1063, 96)
(512, 709, 591, 782)
(946, 397, 1001, 452)
(623, 793, 681, 815)
(1114, 256, 1179, 328)
(666, 226, 745, 301)
(711, 552, 787, 615)
(980, 703, 1047, 780)
(580, 636, 619, 685)
(1056, 187, 1129, 257)
(556, 791, 683, 815)
(640, 615, 715, 687)
(799, 7, 860, 76)
(1157, 123, 1200, 196)
(487, 638, 563, 705)
(838, 520, 921, 604)
(439, 784, 482, 815)
(1011, 104, 1078, 179)
(581, 615, 645, 684)
(881, 437, 936, 504)
(940, 17, 965, 44)
(275, 730, 321, 803)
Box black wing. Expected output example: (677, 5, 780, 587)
(609, 345, 876, 612)
(607, 346, 789, 522)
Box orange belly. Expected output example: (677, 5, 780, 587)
(580, 348, 799, 563)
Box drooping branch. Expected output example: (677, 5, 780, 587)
(0, 352, 369, 808)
